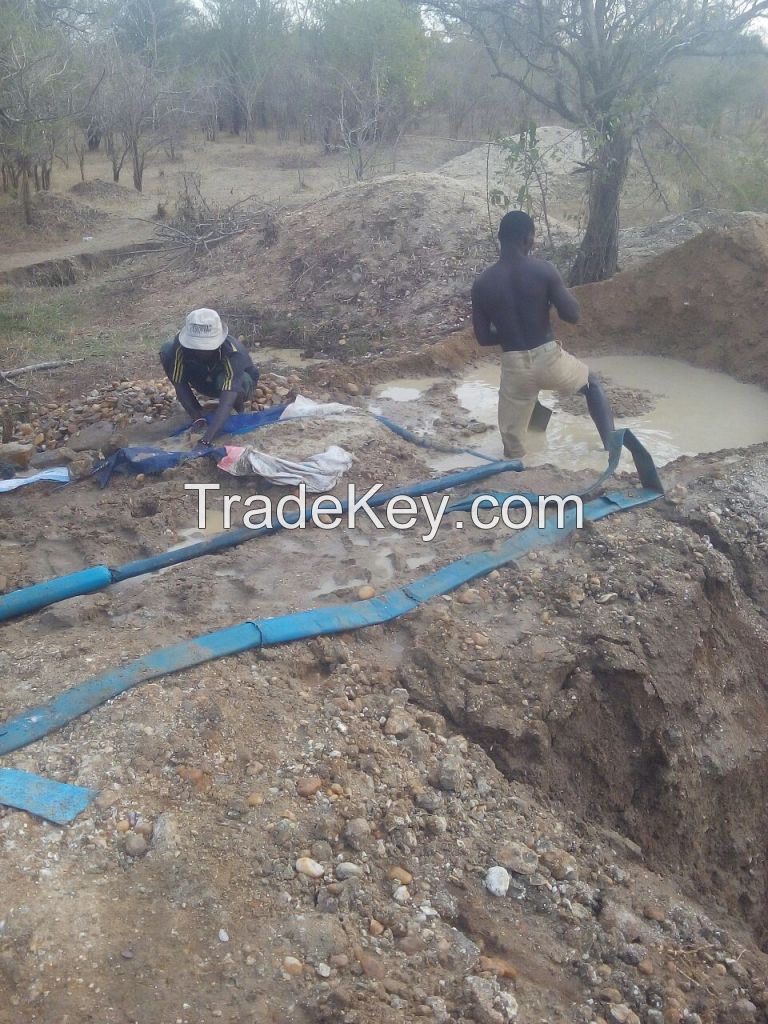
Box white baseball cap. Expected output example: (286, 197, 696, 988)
(178, 308, 228, 351)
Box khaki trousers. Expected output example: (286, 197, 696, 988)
(498, 341, 589, 458)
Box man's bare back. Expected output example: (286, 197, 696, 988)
(471, 252, 580, 352)
(470, 210, 614, 458)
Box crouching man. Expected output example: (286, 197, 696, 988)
(160, 308, 259, 447)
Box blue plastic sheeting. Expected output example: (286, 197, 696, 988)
(0, 460, 523, 622)
(92, 443, 226, 487)
(0, 454, 662, 757)
(93, 411, 495, 487)
(100, 404, 498, 489)
(170, 403, 289, 437)
(0, 767, 98, 824)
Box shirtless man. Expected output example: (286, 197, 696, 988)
(471, 210, 614, 460)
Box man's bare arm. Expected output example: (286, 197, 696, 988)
(202, 390, 239, 445)
(471, 282, 498, 346)
(548, 266, 580, 324)
(174, 381, 204, 421)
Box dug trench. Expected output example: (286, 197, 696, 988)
(392, 446, 768, 952)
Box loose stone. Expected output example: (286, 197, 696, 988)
(485, 866, 511, 897)
(295, 857, 325, 878)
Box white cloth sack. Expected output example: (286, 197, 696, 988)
(217, 444, 353, 492)
(279, 394, 355, 420)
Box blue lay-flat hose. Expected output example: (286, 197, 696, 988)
(0, 460, 523, 623)
(0, 480, 661, 757)
(0, 429, 663, 824)
(0, 429, 663, 625)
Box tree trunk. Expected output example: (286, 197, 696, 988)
(231, 92, 241, 135)
(244, 108, 255, 144)
(568, 126, 632, 285)
(20, 168, 32, 226)
(132, 140, 144, 192)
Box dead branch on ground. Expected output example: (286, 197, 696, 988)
(120, 174, 280, 280)
(2, 357, 84, 379)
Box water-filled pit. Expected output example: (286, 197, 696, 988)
(373, 355, 768, 472)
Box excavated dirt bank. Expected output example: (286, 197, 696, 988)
(398, 448, 768, 949)
(561, 217, 768, 389)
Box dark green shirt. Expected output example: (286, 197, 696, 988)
(168, 335, 255, 392)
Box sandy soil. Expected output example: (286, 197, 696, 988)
(3, 124, 768, 1024)
(2, 393, 768, 1023)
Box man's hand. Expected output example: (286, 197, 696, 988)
(189, 417, 208, 435)
(201, 391, 239, 448)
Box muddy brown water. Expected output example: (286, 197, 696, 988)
(373, 355, 768, 472)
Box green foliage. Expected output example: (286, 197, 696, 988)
(488, 123, 553, 246)
(318, 0, 427, 105)
(110, 0, 196, 68)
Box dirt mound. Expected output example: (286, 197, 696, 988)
(141, 173, 499, 344)
(136, 165, 727, 352)
(618, 208, 763, 267)
(437, 128, 673, 229)
(26, 192, 107, 231)
(0, 192, 108, 252)
(562, 214, 768, 388)
(69, 179, 134, 201)
(438, 126, 588, 182)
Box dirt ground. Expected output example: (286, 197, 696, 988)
(2, 125, 768, 1024)
(2, 401, 768, 1024)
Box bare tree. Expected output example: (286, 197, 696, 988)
(419, 0, 768, 283)
(98, 52, 167, 191)
(0, 16, 82, 222)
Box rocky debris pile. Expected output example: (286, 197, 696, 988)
(7, 619, 767, 1023)
(69, 179, 135, 202)
(1, 370, 299, 459)
(617, 209, 766, 268)
(29, 192, 108, 233)
(438, 126, 590, 185)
